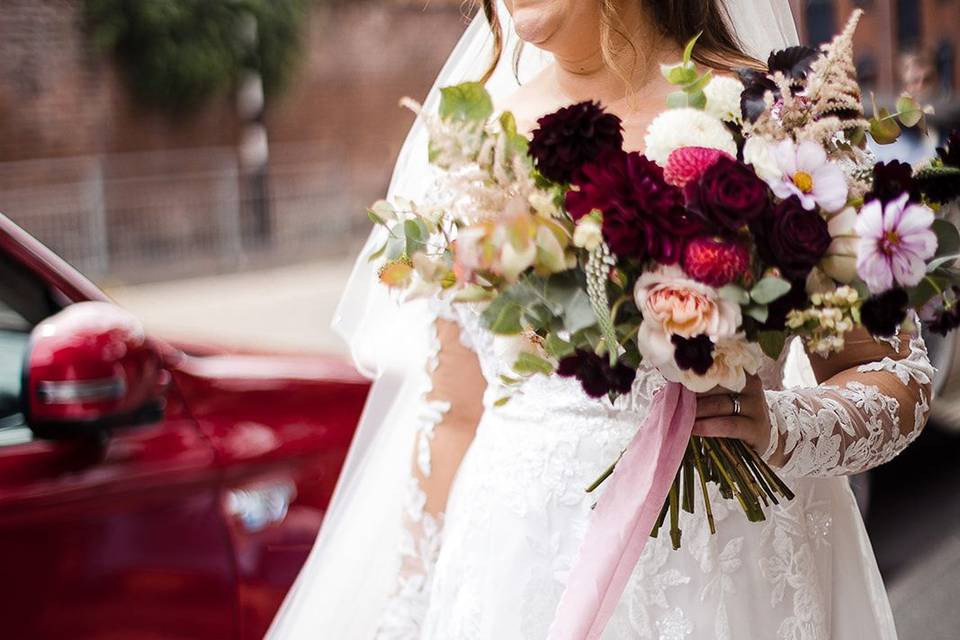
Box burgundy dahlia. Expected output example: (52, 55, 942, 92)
(753, 195, 831, 281)
(684, 156, 772, 233)
(565, 150, 700, 264)
(528, 101, 624, 184)
(557, 348, 636, 398)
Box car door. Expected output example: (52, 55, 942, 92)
(0, 255, 240, 640)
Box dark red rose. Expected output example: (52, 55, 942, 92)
(566, 150, 700, 263)
(557, 348, 636, 398)
(528, 101, 624, 184)
(685, 156, 772, 233)
(753, 195, 831, 281)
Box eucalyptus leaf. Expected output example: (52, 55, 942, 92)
(869, 109, 901, 145)
(683, 70, 713, 95)
(719, 284, 751, 306)
(667, 91, 689, 109)
(745, 304, 769, 323)
(403, 219, 427, 256)
(750, 276, 792, 305)
(896, 94, 924, 128)
(366, 241, 387, 263)
(687, 91, 707, 110)
(661, 63, 697, 85)
(439, 82, 494, 122)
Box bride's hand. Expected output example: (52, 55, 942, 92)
(693, 374, 772, 453)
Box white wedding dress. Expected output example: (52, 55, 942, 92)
(267, 3, 935, 639)
(377, 303, 932, 640)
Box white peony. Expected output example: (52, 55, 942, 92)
(704, 76, 744, 123)
(644, 108, 737, 165)
(742, 136, 781, 184)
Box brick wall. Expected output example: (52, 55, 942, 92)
(0, 1, 472, 282)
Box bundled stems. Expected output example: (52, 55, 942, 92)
(587, 435, 793, 549)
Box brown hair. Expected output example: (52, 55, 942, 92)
(476, 0, 761, 85)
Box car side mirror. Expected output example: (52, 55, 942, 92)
(23, 301, 169, 439)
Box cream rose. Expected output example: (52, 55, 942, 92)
(634, 266, 741, 373)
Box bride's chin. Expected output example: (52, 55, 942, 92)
(511, 7, 561, 46)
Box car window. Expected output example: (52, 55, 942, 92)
(0, 257, 60, 446)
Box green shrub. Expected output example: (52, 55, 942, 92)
(84, 0, 310, 110)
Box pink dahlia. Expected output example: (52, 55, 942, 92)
(682, 237, 750, 287)
(664, 147, 732, 188)
(855, 193, 938, 293)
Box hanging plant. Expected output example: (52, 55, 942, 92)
(84, 0, 310, 110)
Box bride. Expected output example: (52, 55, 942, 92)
(270, 1, 933, 638)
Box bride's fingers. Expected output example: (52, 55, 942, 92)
(695, 394, 735, 419)
(692, 416, 755, 440)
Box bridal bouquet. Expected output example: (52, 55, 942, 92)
(367, 10, 960, 549)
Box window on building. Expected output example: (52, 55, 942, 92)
(805, 0, 836, 46)
(936, 41, 956, 94)
(896, 0, 922, 49)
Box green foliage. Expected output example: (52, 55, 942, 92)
(84, 0, 310, 110)
(439, 82, 494, 123)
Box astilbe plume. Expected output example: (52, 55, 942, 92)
(799, 9, 870, 149)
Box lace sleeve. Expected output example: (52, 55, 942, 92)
(760, 322, 934, 478)
(375, 316, 485, 638)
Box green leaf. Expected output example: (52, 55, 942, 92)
(908, 274, 947, 308)
(758, 330, 787, 360)
(683, 70, 713, 95)
(745, 304, 769, 323)
(933, 218, 960, 259)
(545, 333, 576, 359)
(512, 352, 555, 376)
(927, 253, 960, 272)
(439, 82, 493, 122)
(687, 91, 707, 110)
(869, 109, 901, 145)
(366, 241, 387, 263)
(403, 219, 427, 256)
(682, 32, 702, 64)
(500, 111, 529, 156)
(661, 63, 697, 85)
(493, 396, 512, 407)
(896, 94, 924, 128)
(667, 91, 689, 109)
(366, 209, 386, 226)
(385, 226, 405, 260)
(750, 276, 792, 305)
(719, 284, 751, 306)
(481, 295, 524, 334)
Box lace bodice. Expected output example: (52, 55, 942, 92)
(375, 301, 933, 639)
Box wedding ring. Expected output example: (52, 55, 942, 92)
(730, 393, 742, 416)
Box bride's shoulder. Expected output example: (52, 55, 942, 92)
(493, 65, 564, 136)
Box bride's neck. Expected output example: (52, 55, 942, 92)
(550, 10, 677, 107)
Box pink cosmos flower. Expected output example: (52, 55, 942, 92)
(855, 193, 938, 293)
(770, 139, 848, 212)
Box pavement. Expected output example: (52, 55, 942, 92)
(108, 260, 960, 640)
(107, 259, 355, 356)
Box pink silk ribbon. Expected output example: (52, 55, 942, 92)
(547, 381, 698, 640)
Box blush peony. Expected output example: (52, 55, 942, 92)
(634, 266, 741, 382)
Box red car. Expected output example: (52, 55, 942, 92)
(0, 213, 369, 639)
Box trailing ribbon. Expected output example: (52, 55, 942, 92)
(547, 381, 698, 640)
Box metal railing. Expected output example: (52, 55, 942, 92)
(0, 145, 379, 283)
